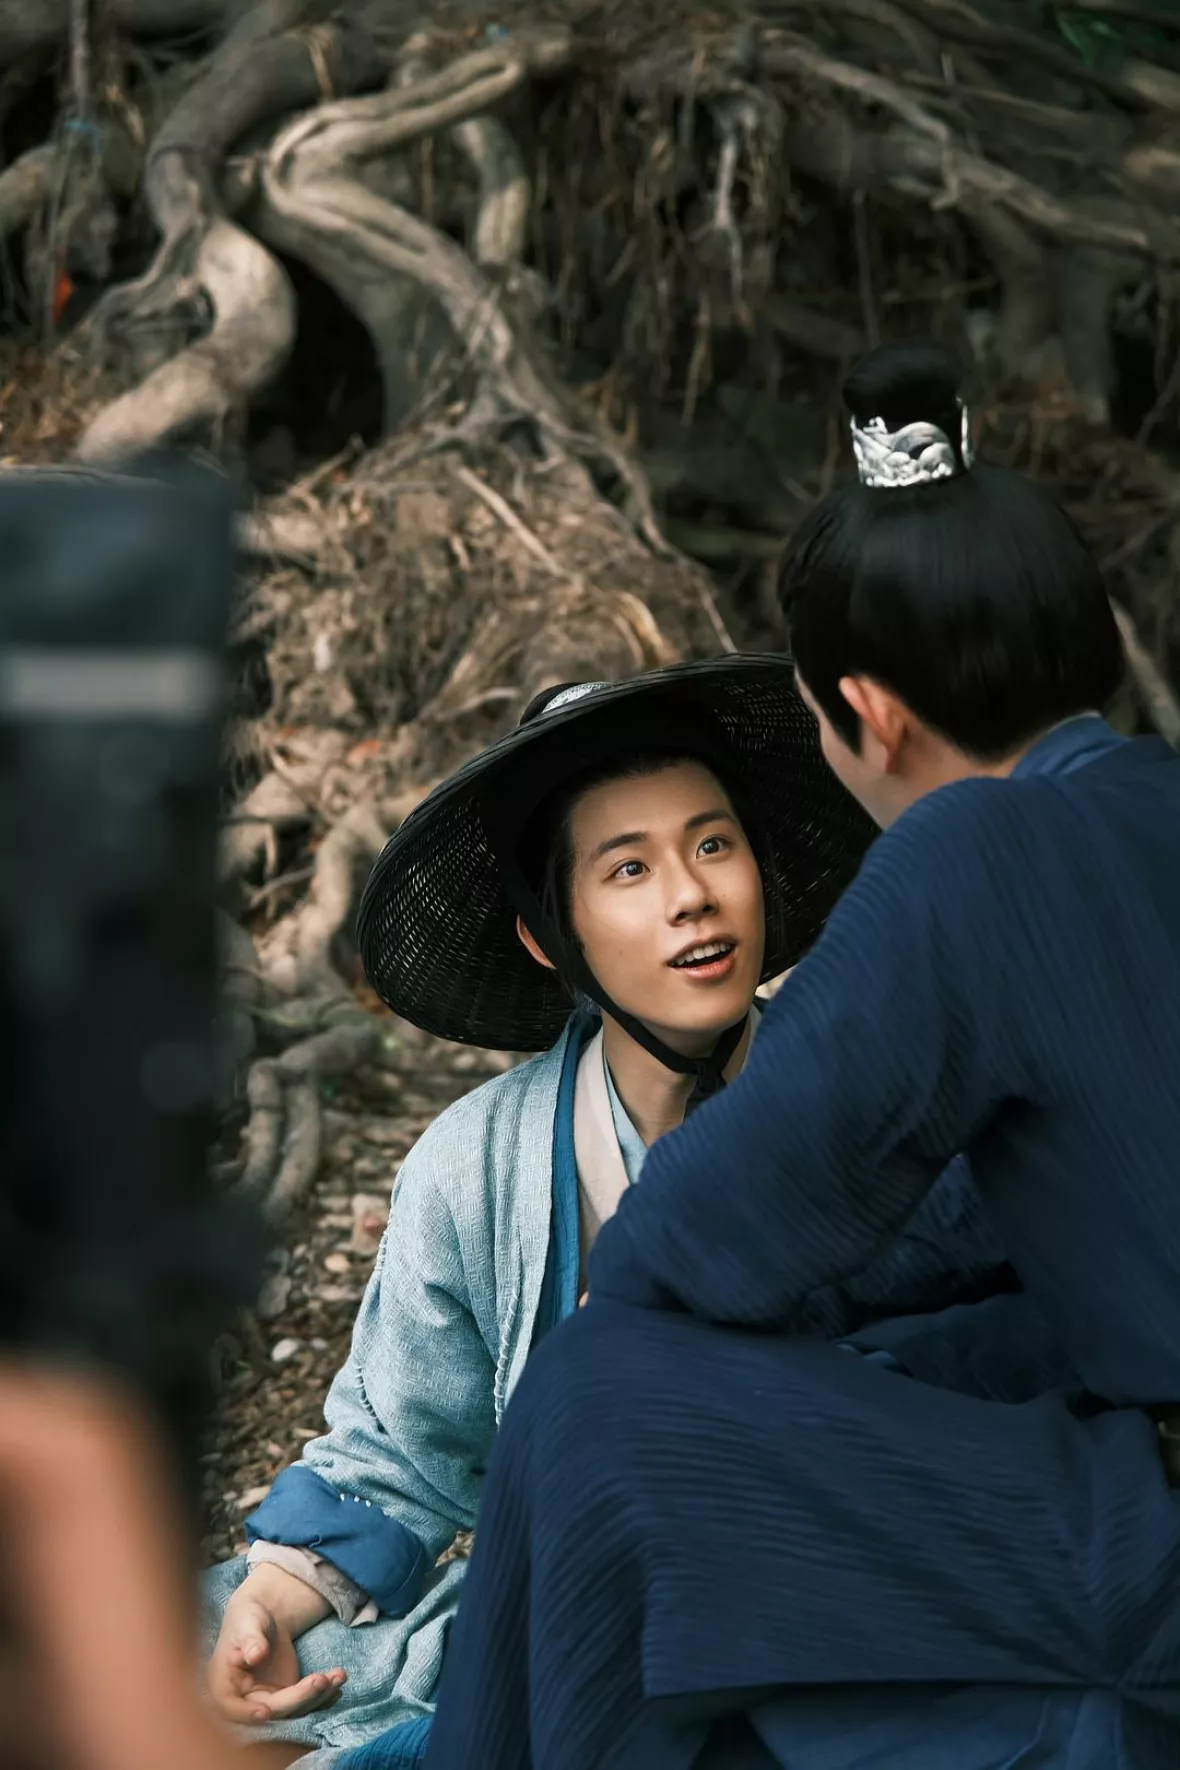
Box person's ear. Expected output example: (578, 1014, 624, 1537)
(837, 676, 911, 774)
(516, 914, 557, 972)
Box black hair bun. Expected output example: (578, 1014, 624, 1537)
(843, 340, 965, 441)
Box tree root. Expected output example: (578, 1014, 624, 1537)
(1113, 599, 1180, 747)
(238, 1016, 380, 1225)
(0, 0, 234, 64)
(960, 204, 1058, 385)
(220, 763, 323, 889)
(1056, 240, 1139, 427)
(265, 1075, 321, 1225)
(221, 763, 433, 1230)
(256, 799, 389, 999)
(620, 19, 1180, 421)
(84, 1, 377, 364)
(0, 145, 55, 243)
(76, 216, 297, 461)
(453, 111, 531, 270)
(75, 0, 384, 461)
(241, 1061, 284, 1195)
(255, 28, 575, 437)
(236, 506, 330, 566)
(257, 24, 671, 550)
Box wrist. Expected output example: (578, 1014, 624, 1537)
(237, 1560, 332, 1635)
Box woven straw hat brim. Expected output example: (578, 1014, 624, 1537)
(356, 655, 875, 1050)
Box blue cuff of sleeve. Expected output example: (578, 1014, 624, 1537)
(244, 1464, 428, 1616)
(335, 1717, 433, 1769)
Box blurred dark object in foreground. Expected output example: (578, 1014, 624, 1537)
(0, 459, 265, 1530)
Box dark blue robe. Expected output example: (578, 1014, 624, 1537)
(421, 719, 1180, 1770)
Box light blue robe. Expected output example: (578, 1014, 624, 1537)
(202, 1019, 590, 1763)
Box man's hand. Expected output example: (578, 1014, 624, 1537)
(208, 1566, 345, 1724)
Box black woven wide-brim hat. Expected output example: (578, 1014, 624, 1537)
(357, 655, 875, 1051)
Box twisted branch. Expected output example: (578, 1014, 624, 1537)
(75, 1, 383, 462)
(256, 28, 574, 428)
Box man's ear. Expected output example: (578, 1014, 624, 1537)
(516, 914, 557, 972)
(837, 676, 911, 773)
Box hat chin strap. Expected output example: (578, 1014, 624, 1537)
(582, 975, 748, 1114)
(503, 859, 747, 1113)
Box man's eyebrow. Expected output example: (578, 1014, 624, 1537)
(587, 808, 735, 865)
(589, 829, 646, 864)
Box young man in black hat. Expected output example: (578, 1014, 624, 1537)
(202, 657, 1008, 1768)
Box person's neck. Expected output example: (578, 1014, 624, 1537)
(599, 1011, 752, 1146)
(879, 716, 1087, 826)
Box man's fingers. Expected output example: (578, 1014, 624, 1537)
(209, 1652, 281, 1717)
(208, 1671, 343, 1727)
(208, 1685, 287, 1727)
(247, 1670, 343, 1713)
(221, 1599, 278, 1678)
(250, 1670, 348, 1721)
(221, 1635, 272, 1692)
(238, 1633, 271, 1668)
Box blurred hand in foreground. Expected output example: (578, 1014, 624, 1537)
(0, 1363, 310, 1770)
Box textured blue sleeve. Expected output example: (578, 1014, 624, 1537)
(843, 1291, 1080, 1404)
(588, 784, 1024, 1322)
(792, 1154, 1016, 1342)
(333, 1717, 433, 1769)
(245, 1464, 428, 1617)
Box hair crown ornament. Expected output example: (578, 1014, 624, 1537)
(851, 400, 975, 489)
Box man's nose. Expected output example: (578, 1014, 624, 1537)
(666, 856, 715, 921)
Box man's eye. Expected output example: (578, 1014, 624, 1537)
(612, 860, 646, 880)
(698, 835, 729, 856)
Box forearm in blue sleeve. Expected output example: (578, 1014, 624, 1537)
(245, 1465, 428, 1616)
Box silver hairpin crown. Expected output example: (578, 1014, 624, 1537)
(851, 400, 974, 489)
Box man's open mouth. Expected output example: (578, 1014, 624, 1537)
(670, 940, 737, 970)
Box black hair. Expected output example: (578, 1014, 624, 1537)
(516, 748, 759, 980)
(780, 339, 1124, 759)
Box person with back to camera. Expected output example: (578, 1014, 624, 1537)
(415, 341, 1180, 1770)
